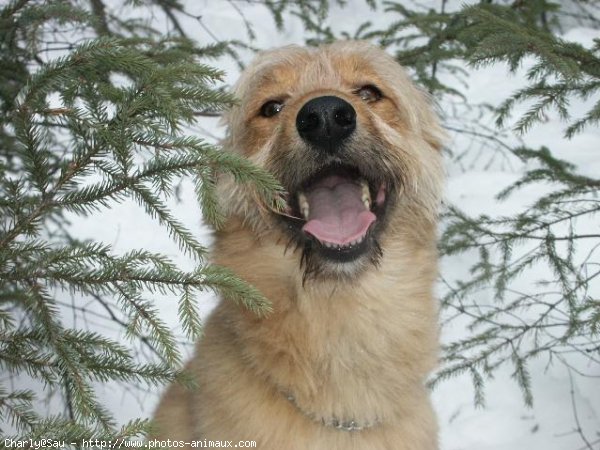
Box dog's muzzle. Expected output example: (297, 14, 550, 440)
(296, 96, 356, 153)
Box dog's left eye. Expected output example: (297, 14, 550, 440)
(355, 85, 382, 103)
(260, 100, 284, 117)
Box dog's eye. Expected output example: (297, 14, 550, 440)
(355, 85, 382, 103)
(260, 100, 284, 117)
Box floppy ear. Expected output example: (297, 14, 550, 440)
(411, 86, 446, 153)
(392, 76, 447, 153)
(422, 109, 447, 153)
(219, 104, 243, 156)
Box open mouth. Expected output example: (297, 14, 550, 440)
(281, 164, 389, 262)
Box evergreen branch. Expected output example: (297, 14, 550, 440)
(197, 265, 273, 317)
(178, 285, 203, 340)
(566, 99, 600, 137)
(0, 331, 57, 381)
(130, 182, 207, 259)
(0, 140, 101, 248)
(56, 152, 218, 219)
(0, 387, 39, 431)
(195, 166, 225, 229)
(0, 0, 31, 19)
(22, 281, 114, 427)
(152, 0, 186, 37)
(85, 292, 168, 363)
(115, 284, 181, 367)
(89, 0, 110, 36)
(0, 0, 258, 438)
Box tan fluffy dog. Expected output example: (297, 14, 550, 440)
(153, 41, 445, 450)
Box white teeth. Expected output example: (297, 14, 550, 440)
(349, 236, 364, 246)
(321, 236, 365, 249)
(298, 192, 309, 219)
(361, 179, 371, 209)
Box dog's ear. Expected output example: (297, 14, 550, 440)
(220, 105, 242, 155)
(415, 89, 447, 153)
(422, 111, 447, 153)
(397, 80, 447, 153)
(401, 82, 447, 153)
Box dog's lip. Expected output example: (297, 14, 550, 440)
(281, 164, 388, 249)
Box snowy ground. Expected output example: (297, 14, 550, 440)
(56, 1, 600, 449)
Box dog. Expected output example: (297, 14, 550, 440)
(152, 41, 445, 450)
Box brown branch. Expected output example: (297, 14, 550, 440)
(89, 0, 110, 36)
(152, 0, 186, 37)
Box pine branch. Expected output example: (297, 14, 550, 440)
(0, 0, 281, 438)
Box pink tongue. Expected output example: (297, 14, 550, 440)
(302, 179, 376, 245)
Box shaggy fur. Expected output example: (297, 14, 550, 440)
(153, 41, 445, 450)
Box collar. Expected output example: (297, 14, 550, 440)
(283, 390, 382, 432)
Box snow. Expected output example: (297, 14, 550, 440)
(42, 0, 600, 448)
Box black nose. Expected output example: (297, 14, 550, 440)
(296, 96, 356, 152)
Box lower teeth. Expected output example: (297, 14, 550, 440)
(323, 238, 364, 249)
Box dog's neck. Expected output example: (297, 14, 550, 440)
(282, 389, 381, 432)
(213, 218, 439, 428)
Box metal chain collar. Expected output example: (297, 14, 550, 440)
(282, 390, 382, 432)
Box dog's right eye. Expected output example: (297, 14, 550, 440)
(260, 100, 284, 118)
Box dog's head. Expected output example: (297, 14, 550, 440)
(219, 41, 445, 280)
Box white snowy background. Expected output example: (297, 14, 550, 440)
(46, 1, 600, 449)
